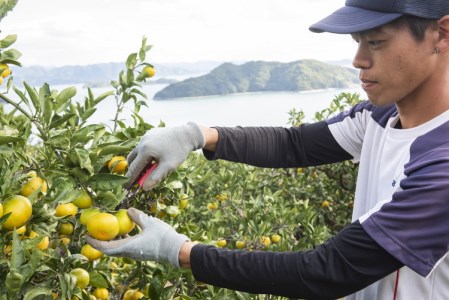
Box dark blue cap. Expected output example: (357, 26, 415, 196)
(310, 0, 449, 34)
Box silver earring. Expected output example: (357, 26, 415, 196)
(434, 47, 440, 54)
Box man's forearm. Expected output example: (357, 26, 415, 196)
(199, 125, 219, 152)
(179, 241, 196, 269)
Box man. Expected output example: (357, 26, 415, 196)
(87, 1, 449, 299)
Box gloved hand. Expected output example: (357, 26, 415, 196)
(126, 122, 205, 190)
(86, 208, 190, 268)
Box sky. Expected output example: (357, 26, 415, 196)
(0, 0, 357, 67)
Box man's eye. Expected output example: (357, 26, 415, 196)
(368, 40, 383, 46)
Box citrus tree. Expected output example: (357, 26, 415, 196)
(0, 2, 362, 299)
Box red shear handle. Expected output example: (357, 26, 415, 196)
(137, 163, 158, 187)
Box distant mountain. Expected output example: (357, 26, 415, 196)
(9, 61, 224, 87)
(153, 60, 358, 100)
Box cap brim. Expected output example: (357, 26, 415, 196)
(309, 6, 403, 34)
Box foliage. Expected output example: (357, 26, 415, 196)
(0, 5, 363, 299)
(154, 60, 358, 100)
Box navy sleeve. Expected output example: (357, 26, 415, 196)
(202, 122, 353, 168)
(190, 221, 403, 299)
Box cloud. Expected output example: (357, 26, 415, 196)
(1, 0, 353, 67)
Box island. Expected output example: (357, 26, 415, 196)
(153, 60, 358, 100)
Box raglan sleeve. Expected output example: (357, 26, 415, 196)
(359, 130, 449, 277)
(203, 101, 376, 167)
(324, 100, 378, 163)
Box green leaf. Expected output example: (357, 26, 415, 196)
(51, 178, 78, 204)
(125, 53, 137, 69)
(139, 48, 146, 62)
(89, 271, 108, 288)
(80, 107, 96, 121)
(68, 167, 91, 183)
(73, 147, 93, 171)
(0, 58, 21, 66)
(60, 273, 75, 299)
(0, 145, 14, 154)
(0, 34, 16, 49)
(20, 249, 42, 282)
(167, 180, 183, 190)
(49, 113, 77, 129)
(130, 88, 147, 99)
(0, 48, 21, 61)
(72, 124, 104, 144)
(10, 230, 24, 269)
(46, 133, 70, 149)
(97, 145, 132, 156)
(0, 0, 18, 23)
(94, 90, 114, 105)
(0, 135, 23, 144)
(23, 82, 40, 112)
(55, 86, 76, 111)
(149, 269, 163, 300)
(94, 128, 107, 144)
(95, 190, 120, 208)
(87, 86, 95, 101)
(119, 70, 126, 85)
(23, 286, 52, 300)
(88, 174, 128, 190)
(126, 68, 135, 86)
(41, 93, 53, 125)
(12, 86, 29, 106)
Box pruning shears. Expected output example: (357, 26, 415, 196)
(117, 161, 158, 209)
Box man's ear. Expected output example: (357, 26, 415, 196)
(437, 16, 449, 52)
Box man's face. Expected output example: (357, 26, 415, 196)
(351, 23, 437, 107)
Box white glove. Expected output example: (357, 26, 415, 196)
(86, 208, 190, 267)
(126, 122, 205, 190)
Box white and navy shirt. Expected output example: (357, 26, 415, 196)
(189, 100, 449, 300)
(328, 101, 449, 300)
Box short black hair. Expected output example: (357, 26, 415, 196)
(390, 15, 439, 41)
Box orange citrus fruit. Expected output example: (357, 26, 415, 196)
(179, 199, 188, 209)
(2, 195, 32, 230)
(108, 156, 128, 173)
(58, 222, 74, 236)
(80, 244, 104, 261)
(54, 203, 78, 217)
(92, 287, 109, 300)
(20, 177, 47, 197)
(86, 212, 119, 241)
(80, 207, 101, 226)
(72, 190, 93, 209)
(215, 193, 228, 201)
(0, 63, 10, 78)
(235, 240, 246, 249)
(1, 67, 11, 78)
(115, 209, 135, 236)
(271, 234, 281, 244)
(69, 268, 90, 289)
(207, 202, 218, 210)
(216, 239, 227, 247)
(16, 225, 27, 235)
(143, 66, 156, 78)
(123, 290, 145, 300)
(166, 205, 180, 217)
(3, 244, 12, 255)
(27, 230, 50, 250)
(260, 236, 271, 247)
(58, 236, 71, 246)
(132, 291, 145, 300)
(179, 194, 189, 209)
(123, 290, 135, 300)
(321, 200, 330, 208)
(0, 203, 3, 217)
